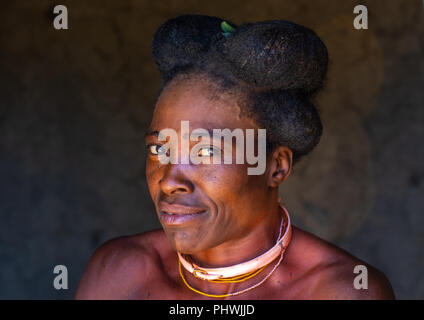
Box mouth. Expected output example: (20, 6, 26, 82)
(158, 201, 208, 225)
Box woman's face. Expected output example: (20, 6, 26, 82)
(145, 78, 273, 254)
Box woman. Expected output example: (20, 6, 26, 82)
(75, 14, 394, 299)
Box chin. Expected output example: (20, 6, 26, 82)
(173, 239, 199, 254)
(166, 231, 202, 254)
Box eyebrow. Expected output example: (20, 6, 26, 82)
(144, 130, 159, 138)
(194, 128, 217, 137)
(144, 128, 240, 143)
(145, 128, 217, 138)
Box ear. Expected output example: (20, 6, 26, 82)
(267, 146, 293, 188)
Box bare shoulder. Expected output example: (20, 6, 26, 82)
(75, 229, 167, 299)
(313, 258, 395, 300)
(287, 226, 395, 300)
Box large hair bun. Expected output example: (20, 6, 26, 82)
(152, 15, 328, 94)
(221, 20, 328, 93)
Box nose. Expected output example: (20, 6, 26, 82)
(159, 164, 194, 196)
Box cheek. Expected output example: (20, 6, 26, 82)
(201, 164, 238, 186)
(145, 158, 160, 199)
(196, 165, 267, 240)
(145, 158, 155, 179)
(198, 163, 262, 201)
(200, 164, 269, 225)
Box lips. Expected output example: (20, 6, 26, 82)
(158, 201, 207, 225)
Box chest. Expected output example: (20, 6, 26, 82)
(138, 271, 314, 300)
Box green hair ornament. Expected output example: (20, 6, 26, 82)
(221, 21, 235, 38)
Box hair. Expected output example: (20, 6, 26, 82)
(151, 14, 328, 164)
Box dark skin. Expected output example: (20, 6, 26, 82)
(75, 77, 395, 300)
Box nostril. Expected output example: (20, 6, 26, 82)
(172, 187, 189, 194)
(159, 178, 195, 195)
(158, 164, 195, 195)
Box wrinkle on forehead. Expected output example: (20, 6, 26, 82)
(158, 73, 256, 127)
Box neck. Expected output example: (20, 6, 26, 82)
(178, 193, 289, 297)
(186, 194, 282, 269)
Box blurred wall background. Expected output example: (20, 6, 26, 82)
(0, 0, 423, 299)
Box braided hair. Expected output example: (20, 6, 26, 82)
(151, 14, 328, 164)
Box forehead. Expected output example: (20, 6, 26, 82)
(150, 79, 257, 132)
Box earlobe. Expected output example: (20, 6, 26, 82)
(267, 146, 293, 187)
(273, 169, 286, 178)
(269, 169, 287, 187)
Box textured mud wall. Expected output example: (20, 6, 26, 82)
(0, 0, 423, 299)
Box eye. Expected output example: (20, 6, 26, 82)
(146, 144, 167, 155)
(198, 146, 217, 157)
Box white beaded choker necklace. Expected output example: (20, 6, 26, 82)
(178, 201, 292, 281)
